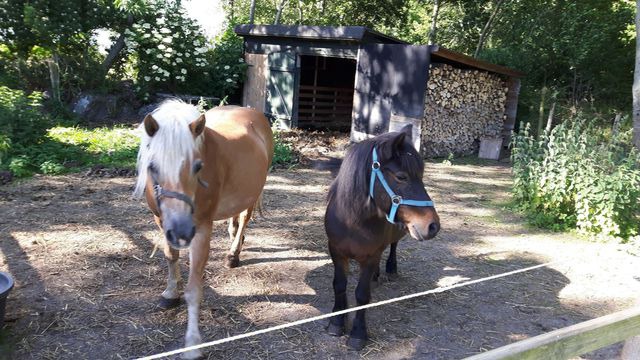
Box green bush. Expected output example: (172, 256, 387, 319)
(272, 130, 296, 167)
(0, 86, 52, 164)
(512, 119, 640, 240)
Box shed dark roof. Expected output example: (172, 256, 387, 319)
(234, 25, 523, 78)
(234, 25, 406, 44)
(430, 45, 525, 78)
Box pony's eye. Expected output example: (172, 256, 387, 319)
(192, 160, 203, 174)
(395, 172, 409, 182)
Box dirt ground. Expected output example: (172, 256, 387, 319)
(1, 132, 639, 360)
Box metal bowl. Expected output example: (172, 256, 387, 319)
(0, 271, 14, 327)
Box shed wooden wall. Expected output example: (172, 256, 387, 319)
(242, 53, 268, 112)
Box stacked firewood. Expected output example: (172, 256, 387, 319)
(421, 63, 508, 157)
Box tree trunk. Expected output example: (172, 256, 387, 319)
(537, 86, 547, 139)
(274, 0, 287, 24)
(47, 53, 61, 102)
(545, 100, 556, 134)
(249, 0, 256, 24)
(633, 0, 640, 149)
(428, 0, 440, 45)
(101, 14, 134, 76)
(474, 0, 505, 58)
(297, 0, 303, 24)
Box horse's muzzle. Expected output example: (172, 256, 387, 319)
(164, 214, 196, 249)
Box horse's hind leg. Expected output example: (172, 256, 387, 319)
(183, 223, 212, 359)
(225, 207, 253, 268)
(348, 256, 380, 351)
(327, 246, 349, 336)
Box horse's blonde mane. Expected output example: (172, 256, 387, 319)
(133, 100, 203, 199)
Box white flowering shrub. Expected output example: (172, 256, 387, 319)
(124, 2, 246, 100)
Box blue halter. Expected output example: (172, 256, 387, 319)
(369, 147, 434, 224)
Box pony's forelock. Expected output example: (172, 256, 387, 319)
(133, 100, 203, 198)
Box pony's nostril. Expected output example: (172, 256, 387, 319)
(166, 229, 177, 243)
(428, 222, 440, 236)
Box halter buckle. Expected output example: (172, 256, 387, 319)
(372, 161, 381, 170)
(153, 184, 162, 197)
(391, 195, 402, 205)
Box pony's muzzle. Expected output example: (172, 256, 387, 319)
(164, 214, 196, 249)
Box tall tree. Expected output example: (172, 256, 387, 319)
(428, 0, 441, 45)
(634, 0, 640, 149)
(474, 0, 505, 58)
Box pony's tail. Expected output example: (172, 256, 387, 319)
(252, 191, 267, 219)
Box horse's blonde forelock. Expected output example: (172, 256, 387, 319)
(133, 100, 203, 199)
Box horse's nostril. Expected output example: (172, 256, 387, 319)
(428, 222, 440, 236)
(166, 229, 176, 243)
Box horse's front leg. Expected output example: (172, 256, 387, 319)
(385, 241, 398, 280)
(225, 207, 253, 268)
(348, 255, 380, 351)
(327, 246, 349, 336)
(154, 215, 182, 309)
(183, 223, 212, 359)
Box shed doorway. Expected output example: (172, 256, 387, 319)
(297, 55, 356, 131)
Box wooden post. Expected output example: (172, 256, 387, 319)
(464, 307, 640, 360)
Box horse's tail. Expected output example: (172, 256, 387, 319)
(252, 191, 267, 219)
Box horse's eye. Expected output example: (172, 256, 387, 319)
(395, 172, 409, 182)
(192, 160, 203, 174)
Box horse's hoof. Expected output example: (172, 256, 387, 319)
(181, 348, 204, 360)
(346, 336, 368, 351)
(327, 323, 345, 337)
(225, 254, 240, 268)
(158, 296, 181, 309)
(385, 271, 399, 281)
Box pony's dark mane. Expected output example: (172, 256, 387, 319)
(328, 131, 424, 223)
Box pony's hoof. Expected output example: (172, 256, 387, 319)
(347, 336, 368, 351)
(327, 323, 345, 337)
(225, 254, 240, 268)
(181, 348, 204, 359)
(385, 271, 399, 281)
(158, 296, 181, 309)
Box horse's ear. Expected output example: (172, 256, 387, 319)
(392, 124, 412, 150)
(144, 114, 159, 137)
(190, 114, 206, 137)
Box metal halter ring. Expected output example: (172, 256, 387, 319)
(372, 161, 381, 170)
(391, 195, 402, 205)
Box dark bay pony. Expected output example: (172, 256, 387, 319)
(133, 100, 273, 359)
(324, 125, 440, 350)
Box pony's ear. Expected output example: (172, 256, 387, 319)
(144, 114, 159, 137)
(399, 124, 413, 141)
(391, 125, 412, 150)
(189, 114, 206, 137)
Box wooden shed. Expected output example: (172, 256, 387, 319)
(234, 25, 523, 156)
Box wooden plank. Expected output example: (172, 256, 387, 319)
(464, 307, 640, 360)
(299, 93, 352, 100)
(298, 108, 352, 115)
(298, 101, 352, 108)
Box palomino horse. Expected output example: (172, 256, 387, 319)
(324, 125, 440, 350)
(133, 100, 273, 358)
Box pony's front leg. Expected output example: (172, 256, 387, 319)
(327, 247, 349, 336)
(385, 241, 398, 280)
(183, 223, 212, 360)
(348, 256, 380, 351)
(160, 242, 181, 308)
(225, 207, 253, 268)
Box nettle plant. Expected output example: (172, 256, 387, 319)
(123, 2, 245, 100)
(511, 119, 640, 240)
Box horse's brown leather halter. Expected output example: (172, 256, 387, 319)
(148, 164, 196, 214)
